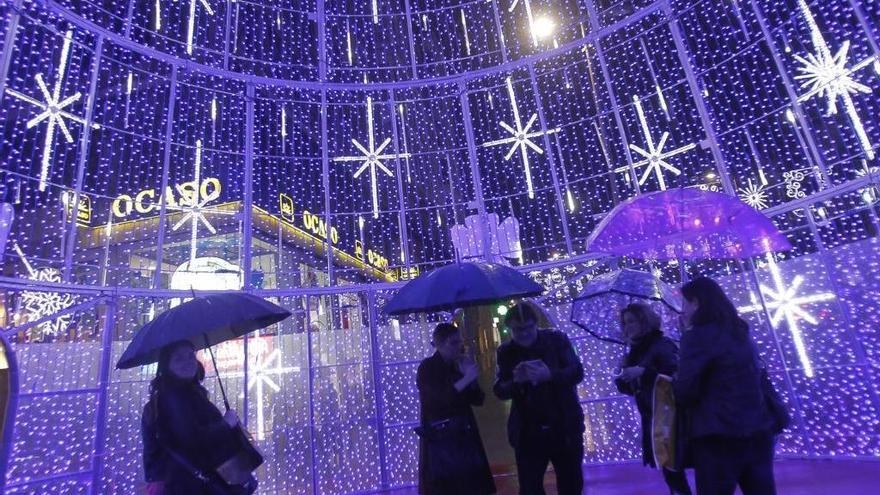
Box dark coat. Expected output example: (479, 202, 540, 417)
(674, 323, 774, 439)
(493, 330, 585, 448)
(614, 330, 679, 466)
(142, 379, 240, 495)
(417, 352, 495, 495)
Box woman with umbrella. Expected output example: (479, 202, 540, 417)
(142, 340, 254, 494)
(674, 277, 779, 495)
(417, 323, 495, 495)
(614, 303, 691, 495)
(120, 293, 290, 495)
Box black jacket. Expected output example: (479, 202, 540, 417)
(142, 379, 240, 494)
(674, 323, 774, 439)
(417, 352, 495, 495)
(615, 330, 678, 466)
(494, 330, 585, 448)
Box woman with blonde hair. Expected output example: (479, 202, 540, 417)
(615, 302, 691, 495)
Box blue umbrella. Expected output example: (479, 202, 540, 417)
(116, 292, 291, 370)
(383, 262, 544, 316)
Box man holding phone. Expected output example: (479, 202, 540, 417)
(494, 303, 586, 495)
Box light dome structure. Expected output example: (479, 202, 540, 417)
(0, 0, 878, 493)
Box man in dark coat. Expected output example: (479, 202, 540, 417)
(494, 303, 585, 495)
(417, 323, 495, 495)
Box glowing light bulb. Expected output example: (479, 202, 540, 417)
(532, 16, 555, 40)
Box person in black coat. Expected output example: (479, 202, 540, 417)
(494, 303, 585, 495)
(141, 340, 251, 495)
(614, 303, 692, 495)
(675, 277, 777, 495)
(417, 323, 495, 495)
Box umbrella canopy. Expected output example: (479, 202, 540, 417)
(117, 292, 291, 369)
(586, 188, 791, 260)
(383, 262, 544, 316)
(571, 269, 682, 345)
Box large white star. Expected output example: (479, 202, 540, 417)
(242, 348, 297, 441)
(170, 140, 232, 264)
(793, 0, 876, 160)
(614, 95, 697, 191)
(855, 162, 878, 204)
(4, 30, 99, 192)
(333, 97, 410, 219)
(739, 251, 836, 378)
(482, 77, 559, 199)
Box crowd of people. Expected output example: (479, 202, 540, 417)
(416, 276, 781, 495)
(139, 276, 783, 495)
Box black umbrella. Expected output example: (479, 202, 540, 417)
(117, 292, 291, 408)
(383, 261, 544, 316)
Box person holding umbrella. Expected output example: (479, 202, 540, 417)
(142, 340, 254, 495)
(119, 292, 291, 495)
(675, 277, 779, 495)
(416, 323, 495, 495)
(614, 303, 691, 495)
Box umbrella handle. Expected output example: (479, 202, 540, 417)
(204, 333, 232, 412)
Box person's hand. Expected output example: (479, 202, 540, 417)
(513, 362, 530, 383)
(677, 314, 692, 333)
(458, 357, 479, 383)
(223, 409, 240, 427)
(526, 360, 552, 385)
(618, 366, 645, 382)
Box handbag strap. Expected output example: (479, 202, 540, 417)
(163, 444, 211, 483)
(151, 391, 212, 484)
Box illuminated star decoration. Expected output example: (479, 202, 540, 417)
(4, 30, 99, 191)
(793, 0, 876, 160)
(13, 243, 75, 340)
(243, 348, 297, 441)
(739, 249, 836, 378)
(614, 95, 697, 191)
(482, 77, 559, 199)
(332, 97, 410, 219)
(738, 178, 770, 210)
(170, 140, 231, 264)
(509, 0, 538, 46)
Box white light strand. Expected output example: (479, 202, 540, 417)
(509, 0, 537, 46)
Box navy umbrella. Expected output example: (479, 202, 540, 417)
(116, 292, 291, 370)
(383, 262, 544, 316)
